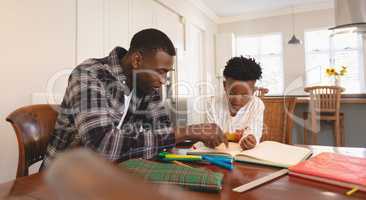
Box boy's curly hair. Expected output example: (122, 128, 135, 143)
(223, 56, 262, 81)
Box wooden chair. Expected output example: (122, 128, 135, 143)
(303, 86, 344, 146)
(254, 87, 269, 98)
(261, 97, 297, 144)
(6, 104, 58, 177)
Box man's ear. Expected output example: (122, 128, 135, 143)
(130, 52, 143, 69)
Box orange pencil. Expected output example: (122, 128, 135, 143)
(172, 160, 193, 168)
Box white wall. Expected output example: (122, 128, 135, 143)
(0, 0, 77, 183)
(218, 9, 336, 95)
(159, 0, 218, 86)
(0, 0, 217, 183)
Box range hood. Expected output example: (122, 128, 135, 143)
(329, 0, 366, 34)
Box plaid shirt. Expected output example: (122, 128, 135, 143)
(42, 47, 175, 167)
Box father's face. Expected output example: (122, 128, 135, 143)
(132, 50, 174, 94)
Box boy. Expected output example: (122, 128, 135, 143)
(207, 56, 265, 150)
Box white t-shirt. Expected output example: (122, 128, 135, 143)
(206, 95, 265, 143)
(117, 89, 134, 130)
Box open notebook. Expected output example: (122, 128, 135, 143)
(188, 141, 312, 168)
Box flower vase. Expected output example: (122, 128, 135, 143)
(334, 76, 341, 87)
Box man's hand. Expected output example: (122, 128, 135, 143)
(175, 123, 228, 148)
(189, 123, 228, 148)
(239, 134, 256, 150)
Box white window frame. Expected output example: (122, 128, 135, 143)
(304, 28, 365, 94)
(235, 32, 285, 95)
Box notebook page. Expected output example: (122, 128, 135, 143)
(237, 141, 311, 166)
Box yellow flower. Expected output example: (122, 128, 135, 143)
(326, 67, 335, 76)
(325, 66, 348, 77)
(330, 68, 336, 76)
(340, 68, 347, 76)
(339, 66, 348, 76)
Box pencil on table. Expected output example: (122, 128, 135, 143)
(346, 187, 358, 196)
(172, 160, 193, 168)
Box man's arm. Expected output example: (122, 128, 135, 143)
(147, 94, 228, 147)
(71, 71, 175, 162)
(175, 123, 228, 148)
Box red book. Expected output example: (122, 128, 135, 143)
(289, 152, 366, 191)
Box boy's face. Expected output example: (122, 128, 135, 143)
(223, 78, 256, 115)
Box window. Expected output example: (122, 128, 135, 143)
(236, 33, 284, 95)
(305, 29, 365, 93)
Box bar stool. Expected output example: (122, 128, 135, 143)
(303, 86, 345, 146)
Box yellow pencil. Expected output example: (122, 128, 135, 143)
(346, 187, 358, 196)
(172, 160, 193, 168)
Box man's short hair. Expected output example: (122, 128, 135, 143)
(129, 28, 176, 56)
(223, 56, 262, 81)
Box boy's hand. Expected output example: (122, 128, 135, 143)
(239, 134, 256, 150)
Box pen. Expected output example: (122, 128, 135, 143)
(159, 152, 168, 156)
(202, 155, 233, 164)
(164, 154, 202, 160)
(202, 155, 234, 170)
(159, 153, 202, 161)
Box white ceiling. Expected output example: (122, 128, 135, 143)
(200, 0, 333, 17)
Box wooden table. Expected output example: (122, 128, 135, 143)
(1, 145, 366, 200)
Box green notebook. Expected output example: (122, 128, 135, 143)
(119, 159, 224, 192)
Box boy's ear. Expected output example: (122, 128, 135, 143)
(223, 80, 228, 91)
(130, 52, 143, 69)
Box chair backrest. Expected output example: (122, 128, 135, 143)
(6, 104, 58, 177)
(260, 97, 297, 144)
(254, 87, 269, 98)
(304, 86, 343, 114)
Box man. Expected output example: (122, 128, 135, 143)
(206, 56, 265, 150)
(42, 29, 227, 167)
